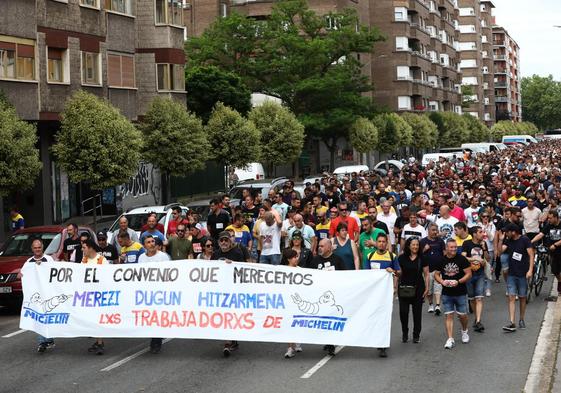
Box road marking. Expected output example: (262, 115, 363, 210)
(524, 278, 561, 393)
(300, 346, 344, 379)
(100, 339, 173, 372)
(2, 329, 26, 338)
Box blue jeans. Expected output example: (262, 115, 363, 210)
(507, 275, 528, 297)
(466, 273, 486, 299)
(260, 254, 281, 265)
(441, 294, 468, 315)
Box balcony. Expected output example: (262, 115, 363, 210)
(495, 96, 508, 102)
(494, 40, 505, 46)
(495, 69, 507, 74)
(495, 54, 506, 60)
(495, 81, 507, 87)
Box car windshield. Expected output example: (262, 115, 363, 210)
(0, 232, 61, 257)
(230, 186, 264, 200)
(109, 213, 166, 232)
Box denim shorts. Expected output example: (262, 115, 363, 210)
(466, 273, 486, 299)
(441, 294, 468, 315)
(428, 272, 443, 295)
(260, 254, 281, 265)
(506, 275, 528, 297)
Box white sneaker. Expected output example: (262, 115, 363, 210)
(461, 330, 470, 344)
(284, 347, 296, 358)
(428, 304, 435, 313)
(485, 289, 491, 297)
(444, 338, 455, 349)
(294, 344, 303, 353)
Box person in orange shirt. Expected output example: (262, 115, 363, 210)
(329, 202, 359, 241)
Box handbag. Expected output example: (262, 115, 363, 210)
(398, 256, 421, 299)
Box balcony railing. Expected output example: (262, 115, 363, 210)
(495, 96, 508, 102)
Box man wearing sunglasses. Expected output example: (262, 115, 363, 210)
(167, 223, 194, 260)
(329, 202, 359, 241)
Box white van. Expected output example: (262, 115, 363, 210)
(502, 135, 538, 144)
(333, 165, 369, 175)
(461, 143, 507, 153)
(421, 153, 458, 166)
(234, 163, 266, 182)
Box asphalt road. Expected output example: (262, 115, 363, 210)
(0, 278, 553, 393)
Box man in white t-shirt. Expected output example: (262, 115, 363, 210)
(259, 210, 283, 265)
(400, 212, 427, 250)
(436, 205, 459, 241)
(378, 201, 398, 251)
(138, 235, 171, 354)
(521, 196, 541, 240)
(464, 197, 481, 229)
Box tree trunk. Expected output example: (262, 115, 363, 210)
(323, 137, 337, 172)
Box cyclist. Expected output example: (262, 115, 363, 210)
(531, 210, 561, 297)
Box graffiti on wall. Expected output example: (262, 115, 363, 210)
(119, 162, 161, 211)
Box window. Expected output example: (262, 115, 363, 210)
(459, 59, 477, 68)
(220, 3, 227, 18)
(108, 53, 135, 88)
(398, 96, 411, 110)
(105, 0, 132, 14)
(395, 37, 408, 51)
(396, 66, 410, 80)
(155, 0, 183, 26)
(462, 76, 478, 85)
(394, 7, 407, 21)
(157, 63, 184, 91)
(47, 48, 68, 83)
(81, 51, 101, 85)
(81, 0, 99, 7)
(0, 40, 35, 81)
(459, 7, 475, 16)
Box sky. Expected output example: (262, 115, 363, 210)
(492, 0, 561, 80)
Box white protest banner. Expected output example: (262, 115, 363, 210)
(20, 261, 393, 348)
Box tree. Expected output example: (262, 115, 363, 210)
(428, 112, 469, 147)
(462, 114, 490, 142)
(187, 0, 384, 169)
(52, 90, 142, 190)
(248, 101, 304, 171)
(140, 97, 210, 201)
(348, 117, 378, 154)
(491, 120, 519, 141)
(372, 114, 400, 165)
(521, 74, 561, 130)
(186, 65, 252, 123)
(401, 113, 438, 150)
(0, 102, 42, 196)
(461, 85, 477, 110)
(388, 113, 413, 148)
(206, 102, 261, 168)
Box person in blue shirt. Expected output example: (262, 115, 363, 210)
(140, 215, 165, 245)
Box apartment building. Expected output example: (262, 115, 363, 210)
(370, 0, 462, 114)
(0, 0, 186, 235)
(493, 25, 521, 122)
(457, 0, 494, 125)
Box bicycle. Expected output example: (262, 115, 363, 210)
(527, 245, 548, 302)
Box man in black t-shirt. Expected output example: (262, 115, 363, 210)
(420, 223, 445, 315)
(501, 223, 534, 332)
(63, 223, 81, 262)
(434, 239, 472, 349)
(531, 210, 561, 296)
(207, 198, 231, 241)
(211, 231, 246, 357)
(96, 231, 118, 263)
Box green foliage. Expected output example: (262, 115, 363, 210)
(348, 117, 378, 153)
(0, 90, 13, 110)
(186, 65, 251, 123)
(140, 97, 210, 177)
(461, 85, 477, 110)
(52, 90, 142, 190)
(186, 0, 383, 144)
(521, 75, 561, 130)
(372, 114, 400, 154)
(428, 112, 469, 147)
(0, 105, 42, 196)
(491, 120, 539, 141)
(401, 113, 438, 149)
(206, 103, 261, 167)
(462, 114, 490, 142)
(249, 101, 305, 165)
(388, 113, 413, 147)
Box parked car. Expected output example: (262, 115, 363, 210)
(373, 160, 405, 173)
(106, 204, 189, 244)
(229, 177, 288, 200)
(333, 165, 369, 175)
(502, 135, 537, 144)
(0, 225, 95, 309)
(233, 163, 266, 182)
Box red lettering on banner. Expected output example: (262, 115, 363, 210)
(98, 313, 121, 325)
(130, 310, 256, 330)
(263, 316, 282, 328)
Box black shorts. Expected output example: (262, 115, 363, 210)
(551, 257, 561, 276)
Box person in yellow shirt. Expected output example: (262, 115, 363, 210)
(453, 222, 472, 255)
(226, 213, 253, 249)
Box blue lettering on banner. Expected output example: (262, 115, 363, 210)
(290, 315, 347, 332)
(197, 292, 285, 309)
(135, 290, 181, 306)
(23, 307, 70, 325)
(72, 291, 121, 307)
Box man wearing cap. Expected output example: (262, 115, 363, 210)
(96, 231, 119, 263)
(190, 223, 207, 258)
(499, 223, 534, 332)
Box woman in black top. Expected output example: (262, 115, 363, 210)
(280, 231, 313, 268)
(398, 237, 430, 343)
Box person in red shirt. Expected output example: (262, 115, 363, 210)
(448, 197, 466, 223)
(329, 202, 359, 240)
(167, 206, 189, 236)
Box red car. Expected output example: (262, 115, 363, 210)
(0, 225, 95, 310)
